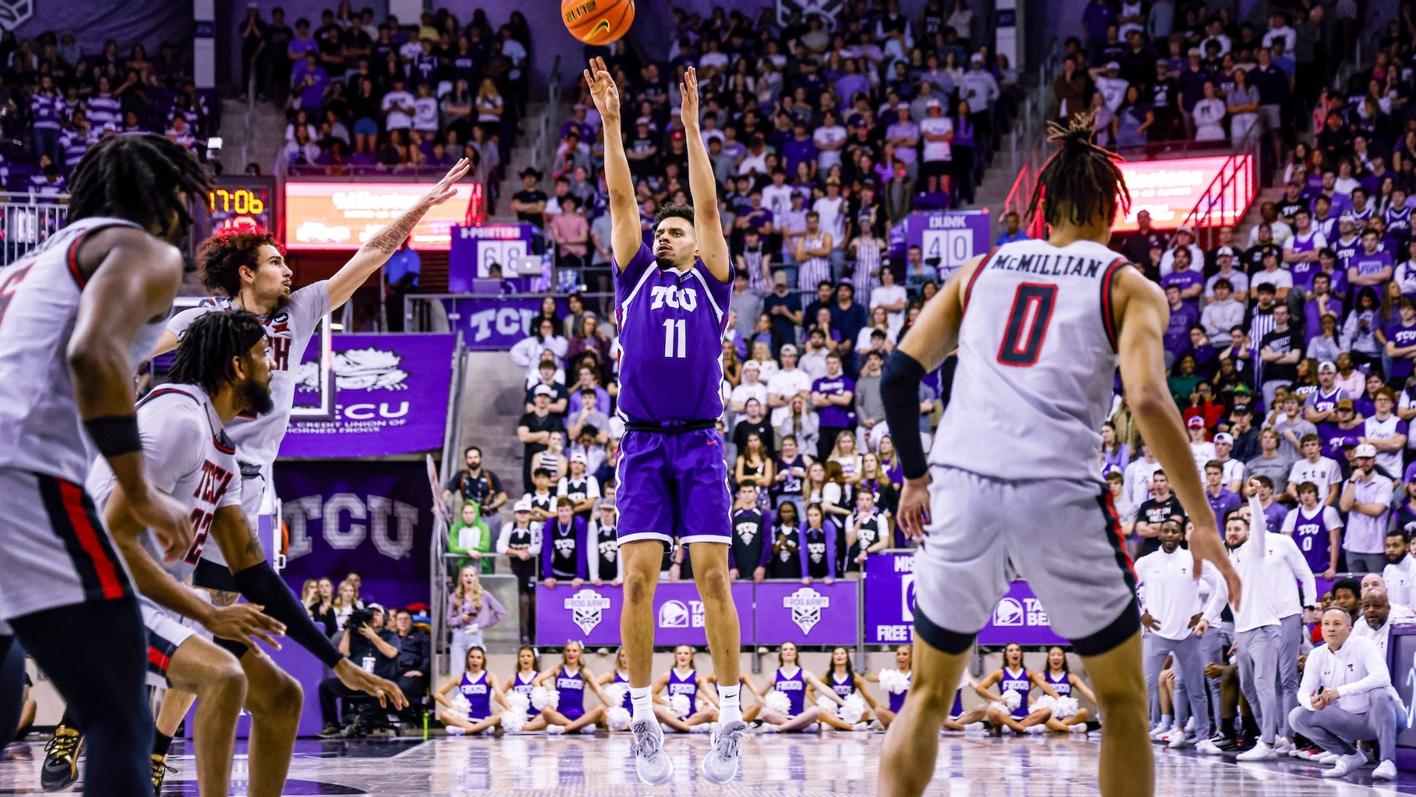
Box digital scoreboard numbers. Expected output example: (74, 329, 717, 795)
(203, 176, 275, 235)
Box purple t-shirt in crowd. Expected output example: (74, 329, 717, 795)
(1163, 302, 1198, 356)
(1161, 269, 1205, 311)
(1388, 319, 1416, 382)
(613, 242, 731, 425)
(813, 374, 855, 429)
(1349, 249, 1394, 281)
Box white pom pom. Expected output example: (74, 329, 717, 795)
(1032, 694, 1056, 714)
(607, 706, 632, 730)
(1001, 689, 1022, 711)
(816, 696, 837, 715)
(506, 691, 531, 715)
(604, 682, 629, 710)
(531, 686, 559, 711)
(764, 689, 792, 716)
(989, 701, 1008, 714)
(449, 691, 471, 717)
(1053, 696, 1079, 720)
(878, 668, 908, 695)
(500, 699, 528, 733)
(670, 693, 691, 718)
(841, 693, 866, 725)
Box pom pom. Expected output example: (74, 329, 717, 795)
(531, 685, 559, 711)
(841, 693, 866, 725)
(878, 668, 908, 695)
(506, 691, 531, 715)
(448, 691, 471, 717)
(764, 689, 792, 716)
(1032, 694, 1056, 714)
(604, 682, 629, 709)
(816, 696, 837, 715)
(989, 701, 1008, 714)
(1053, 696, 1079, 720)
(501, 701, 528, 733)
(607, 706, 632, 730)
(1001, 689, 1022, 711)
(670, 693, 691, 718)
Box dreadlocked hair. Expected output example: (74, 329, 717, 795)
(198, 230, 280, 297)
(1026, 113, 1131, 231)
(167, 310, 267, 396)
(68, 133, 211, 234)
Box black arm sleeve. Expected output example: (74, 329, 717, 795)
(881, 349, 929, 480)
(232, 562, 345, 668)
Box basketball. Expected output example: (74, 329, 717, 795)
(562, 0, 634, 45)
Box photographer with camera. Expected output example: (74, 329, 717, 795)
(318, 604, 399, 737)
(1339, 444, 1394, 574)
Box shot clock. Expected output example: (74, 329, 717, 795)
(200, 176, 276, 236)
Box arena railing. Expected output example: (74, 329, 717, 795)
(527, 56, 564, 176)
(430, 334, 469, 666)
(0, 193, 69, 266)
(1174, 129, 1262, 251)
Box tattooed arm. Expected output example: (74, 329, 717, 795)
(324, 158, 471, 310)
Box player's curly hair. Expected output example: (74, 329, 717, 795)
(68, 133, 211, 235)
(167, 310, 267, 396)
(1026, 113, 1131, 231)
(653, 202, 695, 229)
(197, 230, 281, 297)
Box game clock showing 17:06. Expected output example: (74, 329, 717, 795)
(204, 177, 275, 235)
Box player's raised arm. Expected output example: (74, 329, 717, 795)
(585, 57, 640, 271)
(679, 66, 730, 282)
(1114, 267, 1241, 610)
(324, 157, 470, 310)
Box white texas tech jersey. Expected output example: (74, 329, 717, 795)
(87, 383, 241, 582)
(930, 238, 1128, 484)
(0, 217, 165, 484)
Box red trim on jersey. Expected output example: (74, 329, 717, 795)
(147, 645, 172, 673)
(65, 231, 90, 289)
(137, 387, 237, 453)
(58, 480, 126, 599)
(1099, 257, 1127, 351)
(961, 248, 997, 312)
(1101, 489, 1136, 579)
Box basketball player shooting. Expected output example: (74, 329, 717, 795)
(583, 58, 747, 784)
(874, 116, 1242, 797)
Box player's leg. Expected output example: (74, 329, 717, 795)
(0, 634, 21, 744)
(160, 629, 248, 796)
(234, 646, 303, 797)
(1078, 635, 1151, 794)
(152, 686, 197, 782)
(619, 540, 663, 695)
(688, 543, 741, 713)
(879, 468, 1009, 797)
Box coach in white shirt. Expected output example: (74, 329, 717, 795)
(1228, 496, 1287, 760)
(1288, 608, 1400, 780)
(1352, 587, 1416, 659)
(1137, 521, 1228, 749)
(1383, 530, 1416, 610)
(1259, 511, 1320, 744)
(1340, 444, 1395, 573)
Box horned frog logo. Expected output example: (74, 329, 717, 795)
(297, 347, 409, 392)
(0, 1, 34, 31)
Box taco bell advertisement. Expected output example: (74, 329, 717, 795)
(279, 333, 455, 459)
(864, 552, 1064, 646)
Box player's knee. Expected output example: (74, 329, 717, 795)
(622, 567, 653, 604)
(208, 656, 248, 703)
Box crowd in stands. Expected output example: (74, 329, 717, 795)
(0, 29, 212, 196)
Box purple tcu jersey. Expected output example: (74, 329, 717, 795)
(667, 668, 698, 714)
(459, 670, 493, 720)
(613, 242, 730, 425)
(1287, 504, 1337, 574)
(613, 671, 632, 710)
(1045, 670, 1072, 697)
(555, 666, 586, 719)
(774, 667, 806, 716)
(513, 671, 538, 719)
(888, 670, 911, 713)
(828, 671, 856, 700)
(1000, 667, 1032, 719)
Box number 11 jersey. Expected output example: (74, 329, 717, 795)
(613, 242, 730, 426)
(930, 238, 1128, 484)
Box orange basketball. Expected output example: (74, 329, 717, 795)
(562, 0, 635, 45)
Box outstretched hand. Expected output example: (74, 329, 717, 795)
(680, 66, 700, 130)
(1190, 523, 1241, 613)
(583, 56, 619, 120)
(421, 158, 471, 206)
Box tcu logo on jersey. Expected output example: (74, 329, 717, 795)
(649, 285, 698, 312)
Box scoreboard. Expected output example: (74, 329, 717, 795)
(202, 176, 275, 235)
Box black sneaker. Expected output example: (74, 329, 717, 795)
(41, 726, 83, 792)
(150, 754, 175, 796)
(340, 719, 368, 739)
(317, 723, 342, 739)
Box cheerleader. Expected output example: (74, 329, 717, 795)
(866, 645, 913, 729)
(503, 645, 549, 733)
(434, 646, 509, 735)
(750, 642, 833, 732)
(1040, 645, 1096, 732)
(979, 642, 1058, 734)
(815, 646, 875, 730)
(652, 645, 719, 731)
(534, 640, 610, 734)
(940, 669, 995, 732)
(594, 648, 636, 732)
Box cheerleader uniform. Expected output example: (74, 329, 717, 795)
(666, 669, 699, 715)
(774, 667, 807, 716)
(888, 671, 911, 713)
(1000, 667, 1032, 720)
(613, 670, 632, 711)
(1045, 670, 1072, 698)
(459, 670, 494, 720)
(555, 666, 587, 720)
(828, 671, 856, 701)
(512, 671, 539, 720)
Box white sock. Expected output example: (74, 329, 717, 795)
(718, 685, 742, 725)
(631, 687, 654, 722)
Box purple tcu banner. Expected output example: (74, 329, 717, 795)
(537, 582, 754, 647)
(753, 581, 859, 645)
(444, 296, 570, 351)
(865, 552, 1066, 647)
(905, 210, 991, 282)
(274, 461, 434, 610)
(279, 333, 455, 459)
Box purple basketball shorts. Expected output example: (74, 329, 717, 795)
(616, 427, 731, 545)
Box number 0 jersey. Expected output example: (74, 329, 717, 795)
(929, 239, 1128, 484)
(86, 383, 241, 582)
(613, 242, 730, 425)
